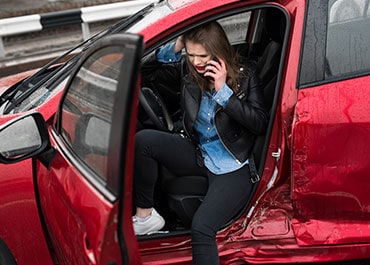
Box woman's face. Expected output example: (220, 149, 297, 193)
(185, 40, 212, 74)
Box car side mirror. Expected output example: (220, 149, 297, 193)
(0, 112, 50, 164)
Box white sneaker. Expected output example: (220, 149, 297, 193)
(133, 209, 165, 235)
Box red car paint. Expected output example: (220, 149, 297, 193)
(1, 0, 370, 264)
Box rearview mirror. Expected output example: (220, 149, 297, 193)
(0, 112, 49, 163)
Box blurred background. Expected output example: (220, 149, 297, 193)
(0, 0, 124, 18)
(0, 0, 135, 77)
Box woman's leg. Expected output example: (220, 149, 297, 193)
(191, 165, 253, 265)
(134, 129, 206, 209)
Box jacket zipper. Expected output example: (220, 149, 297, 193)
(183, 97, 242, 164)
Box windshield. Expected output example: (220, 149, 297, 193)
(127, 1, 173, 33)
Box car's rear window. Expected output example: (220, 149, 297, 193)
(326, 0, 370, 77)
(299, 0, 370, 87)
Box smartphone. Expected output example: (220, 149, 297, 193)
(205, 56, 220, 81)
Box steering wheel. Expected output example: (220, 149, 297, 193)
(139, 87, 174, 132)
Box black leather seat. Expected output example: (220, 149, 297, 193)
(257, 8, 285, 109)
(162, 167, 207, 227)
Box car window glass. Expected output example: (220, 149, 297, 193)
(217, 12, 250, 44)
(299, 0, 370, 87)
(326, 0, 370, 77)
(60, 46, 124, 182)
(329, 0, 367, 22)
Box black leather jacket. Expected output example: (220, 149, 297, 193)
(142, 51, 268, 163)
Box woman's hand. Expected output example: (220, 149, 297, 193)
(174, 36, 184, 53)
(205, 57, 227, 92)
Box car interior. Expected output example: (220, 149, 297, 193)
(136, 6, 287, 238)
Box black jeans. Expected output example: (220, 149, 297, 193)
(134, 129, 253, 265)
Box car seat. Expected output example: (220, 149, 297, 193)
(257, 8, 285, 109)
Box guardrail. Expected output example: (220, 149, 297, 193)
(0, 0, 155, 59)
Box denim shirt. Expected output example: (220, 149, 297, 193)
(157, 42, 249, 174)
(194, 88, 248, 174)
(157, 42, 182, 62)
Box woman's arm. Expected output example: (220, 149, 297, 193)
(141, 40, 184, 93)
(222, 69, 268, 135)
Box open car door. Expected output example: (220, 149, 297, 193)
(34, 34, 143, 265)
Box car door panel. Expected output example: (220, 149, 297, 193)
(292, 75, 370, 245)
(37, 146, 118, 265)
(34, 34, 144, 265)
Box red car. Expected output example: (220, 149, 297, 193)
(1, 0, 370, 264)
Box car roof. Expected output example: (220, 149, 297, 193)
(131, 0, 285, 43)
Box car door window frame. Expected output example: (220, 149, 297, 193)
(52, 34, 143, 200)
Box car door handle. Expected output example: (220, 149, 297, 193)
(83, 233, 97, 265)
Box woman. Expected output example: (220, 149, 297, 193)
(133, 21, 268, 265)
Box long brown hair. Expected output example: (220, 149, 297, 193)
(182, 21, 241, 93)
